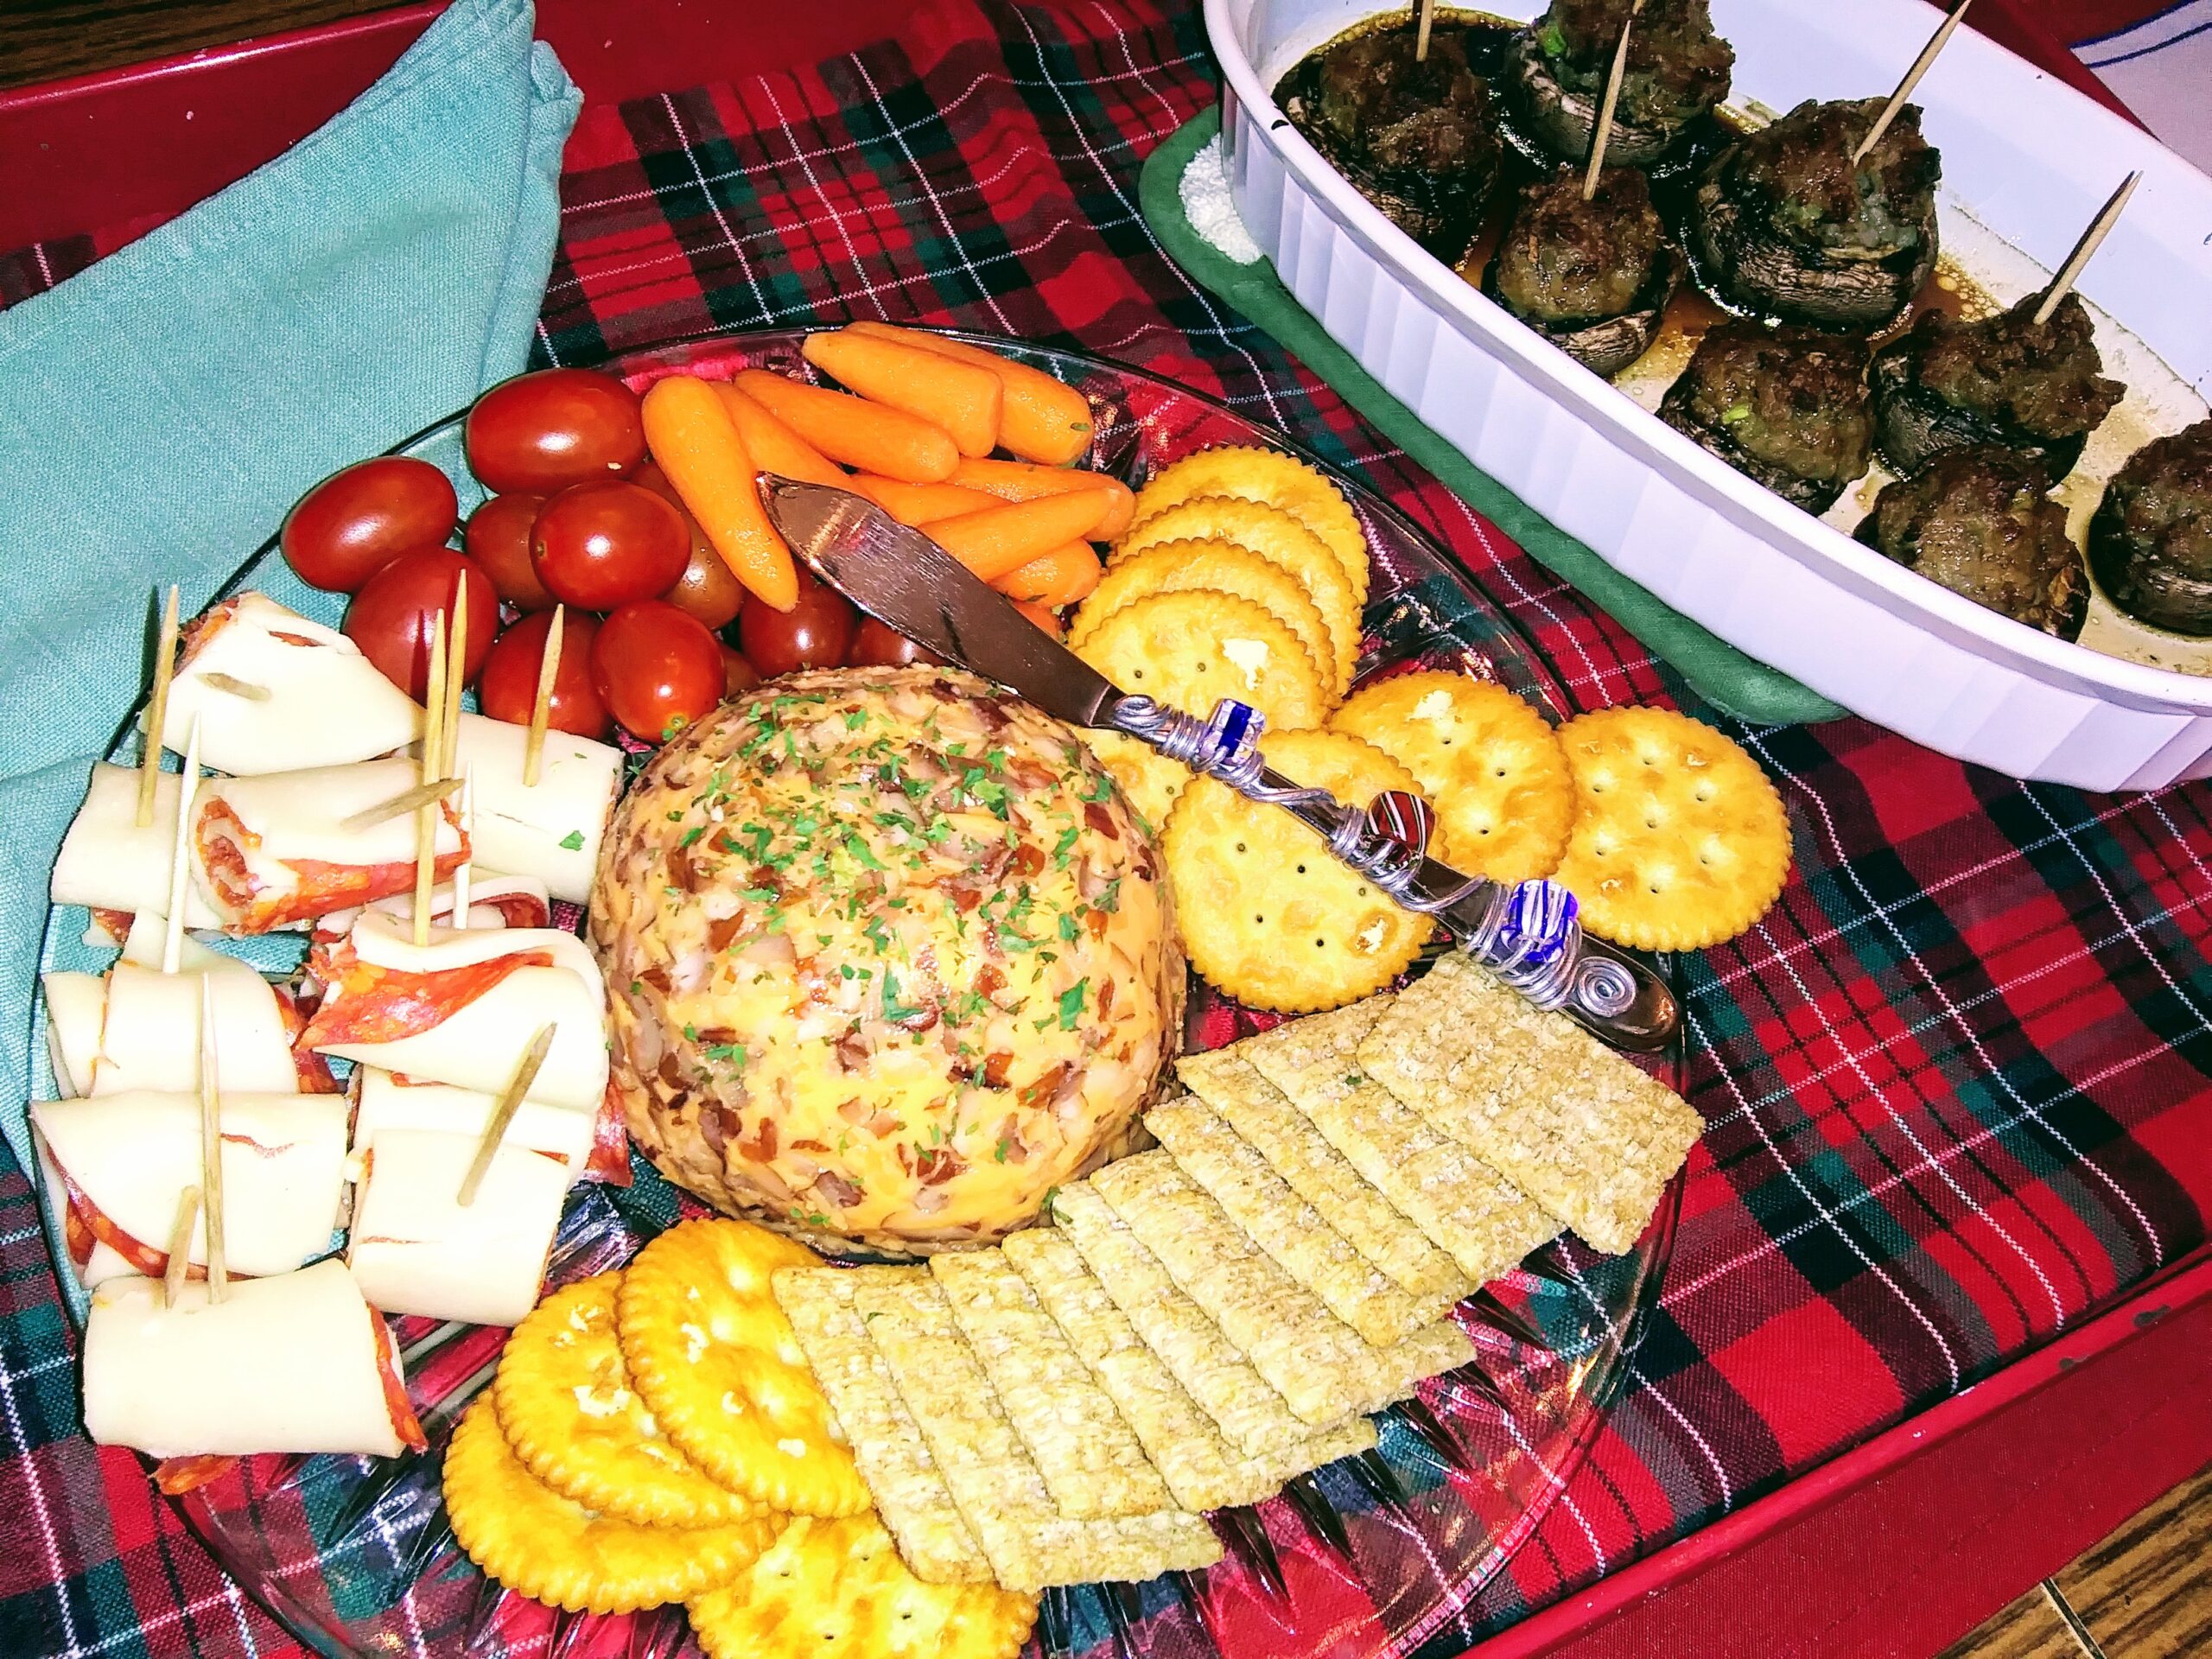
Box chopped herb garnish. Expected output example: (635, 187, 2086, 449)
(558, 830, 586, 852)
(1057, 981, 1087, 1029)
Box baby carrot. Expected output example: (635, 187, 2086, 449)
(640, 375, 799, 613)
(1013, 599, 1065, 639)
(849, 321, 1095, 465)
(994, 543, 1103, 607)
(734, 370, 958, 484)
(949, 456, 1136, 539)
(917, 492, 1115, 583)
(802, 330, 1002, 460)
(845, 475, 1001, 526)
(710, 382, 845, 486)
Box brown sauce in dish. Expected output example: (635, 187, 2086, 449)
(1277, 10, 1995, 370)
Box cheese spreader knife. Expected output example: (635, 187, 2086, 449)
(761, 475, 1677, 1051)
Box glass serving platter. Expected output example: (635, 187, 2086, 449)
(28, 329, 1682, 1659)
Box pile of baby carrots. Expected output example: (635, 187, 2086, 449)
(639, 325, 1134, 626)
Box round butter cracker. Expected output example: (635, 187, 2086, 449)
(1551, 706, 1791, 951)
(689, 1514, 1037, 1659)
(1331, 671, 1573, 884)
(443, 1393, 784, 1615)
(1072, 589, 1329, 734)
(495, 1273, 760, 1527)
(1071, 538, 1342, 702)
(618, 1218, 869, 1519)
(1163, 728, 1430, 1013)
(1130, 448, 1370, 601)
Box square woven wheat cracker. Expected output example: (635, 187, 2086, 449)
(1091, 1153, 1452, 1425)
(1357, 955, 1547, 1146)
(1245, 1009, 1560, 1282)
(929, 1249, 1176, 1520)
(1000, 1228, 1349, 1511)
(1490, 1007, 1704, 1253)
(1182, 1042, 1470, 1307)
(1045, 1183, 1328, 1459)
(853, 1274, 1218, 1591)
(1145, 1098, 1440, 1346)
(772, 1267, 992, 1585)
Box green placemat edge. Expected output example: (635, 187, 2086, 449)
(1139, 107, 1845, 728)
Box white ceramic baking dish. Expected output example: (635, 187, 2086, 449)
(1208, 0, 2212, 789)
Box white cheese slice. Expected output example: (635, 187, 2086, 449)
(347, 1128, 569, 1326)
(117, 911, 255, 976)
(50, 765, 224, 930)
(92, 960, 300, 1097)
(350, 1069, 595, 1180)
(154, 593, 423, 775)
(82, 1258, 406, 1459)
(447, 711, 621, 906)
(315, 961, 607, 1114)
(41, 972, 104, 1099)
(32, 1090, 348, 1287)
(343, 907, 600, 982)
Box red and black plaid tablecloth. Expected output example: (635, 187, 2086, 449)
(4, 3, 2211, 1655)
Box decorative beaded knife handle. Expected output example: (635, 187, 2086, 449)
(1111, 694, 1675, 1052)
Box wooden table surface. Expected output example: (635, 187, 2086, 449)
(0, 0, 394, 88)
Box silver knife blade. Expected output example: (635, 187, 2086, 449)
(760, 475, 1121, 729)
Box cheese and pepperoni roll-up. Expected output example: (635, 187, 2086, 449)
(190, 758, 467, 933)
(350, 1069, 601, 1182)
(152, 594, 423, 775)
(302, 911, 607, 1114)
(83, 1258, 424, 1460)
(347, 1128, 569, 1326)
(304, 875, 552, 995)
(41, 972, 103, 1099)
(447, 712, 622, 906)
(51, 765, 225, 930)
(92, 960, 301, 1097)
(32, 1090, 349, 1288)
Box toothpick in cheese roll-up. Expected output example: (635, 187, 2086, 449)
(32, 1090, 348, 1288)
(302, 910, 608, 1115)
(350, 1068, 601, 1183)
(346, 1128, 569, 1326)
(82, 1257, 424, 1461)
(92, 960, 300, 1097)
(51, 764, 224, 931)
(447, 711, 621, 906)
(151, 594, 424, 776)
(190, 757, 467, 932)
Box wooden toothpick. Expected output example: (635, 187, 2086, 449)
(1585, 5, 1640, 201)
(196, 976, 228, 1304)
(2032, 171, 2139, 327)
(162, 1185, 200, 1308)
(444, 581, 468, 772)
(457, 1024, 557, 1206)
(137, 587, 181, 830)
(338, 776, 461, 834)
(451, 766, 475, 931)
(413, 613, 448, 948)
(1854, 0, 1974, 164)
(161, 713, 202, 976)
(524, 606, 564, 789)
(1414, 0, 1434, 62)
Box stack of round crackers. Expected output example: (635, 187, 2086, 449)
(445, 1217, 1037, 1659)
(1075, 445, 1793, 1011)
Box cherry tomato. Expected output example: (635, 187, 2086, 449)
(467, 368, 646, 494)
(738, 569, 855, 677)
(531, 480, 690, 611)
(463, 493, 555, 610)
(344, 549, 499, 697)
(721, 643, 763, 699)
(479, 610, 612, 740)
(634, 463, 745, 630)
(592, 600, 725, 741)
(849, 616, 943, 669)
(282, 456, 457, 593)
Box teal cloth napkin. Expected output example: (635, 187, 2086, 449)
(0, 0, 581, 1174)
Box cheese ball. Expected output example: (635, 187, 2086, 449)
(590, 666, 1181, 1255)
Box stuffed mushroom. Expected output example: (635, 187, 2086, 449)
(2088, 417, 2212, 636)
(1480, 165, 1681, 378)
(1280, 21, 1503, 256)
(1690, 97, 1941, 330)
(1856, 447, 2088, 640)
(1659, 321, 1873, 512)
(1503, 0, 1732, 168)
(1871, 290, 2123, 480)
